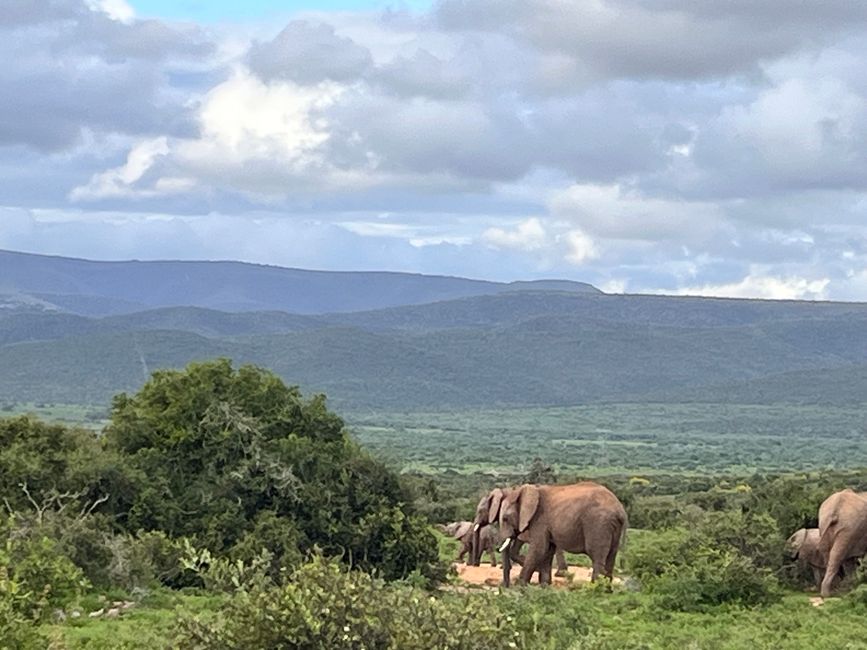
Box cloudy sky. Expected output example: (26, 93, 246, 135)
(3, 0, 867, 300)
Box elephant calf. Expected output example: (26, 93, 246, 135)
(441, 520, 498, 566)
(787, 527, 856, 591)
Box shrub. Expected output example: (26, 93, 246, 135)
(650, 548, 779, 611)
(0, 534, 89, 618)
(105, 360, 440, 581)
(0, 561, 49, 649)
(176, 556, 522, 649)
(625, 511, 782, 611)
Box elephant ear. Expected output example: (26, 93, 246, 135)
(792, 528, 807, 549)
(518, 484, 540, 533)
(488, 488, 504, 524)
(453, 521, 473, 539)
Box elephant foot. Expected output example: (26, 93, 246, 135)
(554, 569, 569, 578)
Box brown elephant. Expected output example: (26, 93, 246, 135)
(470, 488, 568, 576)
(818, 489, 867, 597)
(786, 527, 855, 590)
(497, 482, 627, 587)
(441, 520, 497, 565)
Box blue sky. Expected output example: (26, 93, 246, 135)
(2, 0, 867, 299)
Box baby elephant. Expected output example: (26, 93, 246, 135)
(441, 521, 498, 565)
(786, 527, 856, 590)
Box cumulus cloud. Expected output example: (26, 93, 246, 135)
(562, 229, 598, 265)
(674, 271, 831, 301)
(435, 0, 867, 81)
(482, 217, 547, 251)
(5, 0, 867, 300)
(247, 21, 372, 84)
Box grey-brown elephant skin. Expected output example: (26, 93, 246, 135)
(470, 488, 568, 576)
(818, 489, 867, 597)
(441, 521, 497, 565)
(786, 527, 854, 590)
(498, 482, 627, 586)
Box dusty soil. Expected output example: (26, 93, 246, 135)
(451, 562, 621, 588)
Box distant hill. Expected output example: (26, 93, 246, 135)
(0, 250, 599, 316)
(4, 249, 867, 411)
(1, 278, 867, 408)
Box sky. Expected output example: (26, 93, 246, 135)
(3, 0, 867, 300)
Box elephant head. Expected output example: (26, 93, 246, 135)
(498, 484, 539, 547)
(470, 488, 505, 565)
(444, 521, 473, 540)
(786, 528, 808, 560)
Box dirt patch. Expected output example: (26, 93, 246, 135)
(451, 562, 620, 588)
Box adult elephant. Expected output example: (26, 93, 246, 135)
(498, 482, 627, 586)
(440, 521, 498, 565)
(786, 527, 855, 590)
(819, 489, 867, 597)
(470, 488, 568, 575)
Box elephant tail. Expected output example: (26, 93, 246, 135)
(619, 512, 629, 554)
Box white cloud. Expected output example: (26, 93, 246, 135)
(85, 0, 135, 24)
(549, 183, 725, 243)
(674, 272, 830, 300)
(70, 137, 175, 200)
(482, 217, 547, 251)
(562, 229, 598, 265)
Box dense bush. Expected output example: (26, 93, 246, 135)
(104, 359, 439, 581)
(175, 555, 620, 650)
(626, 511, 782, 611)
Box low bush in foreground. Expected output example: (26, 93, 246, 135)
(174, 556, 646, 650)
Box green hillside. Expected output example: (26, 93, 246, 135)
(2, 290, 867, 409)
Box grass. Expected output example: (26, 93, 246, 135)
(43, 590, 225, 649)
(0, 402, 108, 429)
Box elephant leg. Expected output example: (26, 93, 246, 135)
(821, 543, 847, 598)
(586, 530, 613, 582)
(603, 537, 620, 580)
(811, 565, 823, 590)
(510, 540, 527, 567)
(457, 540, 469, 563)
(501, 540, 512, 587)
(538, 545, 556, 586)
(519, 541, 551, 585)
(554, 549, 568, 576)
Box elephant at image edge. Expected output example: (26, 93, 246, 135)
(440, 521, 498, 565)
(470, 488, 568, 575)
(818, 489, 867, 597)
(786, 527, 855, 590)
(499, 482, 627, 586)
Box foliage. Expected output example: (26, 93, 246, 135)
(626, 511, 782, 611)
(176, 555, 591, 650)
(0, 562, 49, 649)
(1, 535, 90, 616)
(104, 359, 439, 581)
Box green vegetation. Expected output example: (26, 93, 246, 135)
(6, 357, 867, 647)
(350, 403, 867, 474)
(5, 287, 867, 411)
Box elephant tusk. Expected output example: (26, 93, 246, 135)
(473, 523, 480, 532)
(499, 538, 511, 553)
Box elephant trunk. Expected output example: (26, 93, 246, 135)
(500, 537, 512, 587)
(470, 524, 481, 566)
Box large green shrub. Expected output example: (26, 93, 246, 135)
(176, 555, 561, 649)
(625, 510, 781, 611)
(104, 359, 439, 581)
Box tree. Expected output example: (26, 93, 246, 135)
(104, 359, 438, 580)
